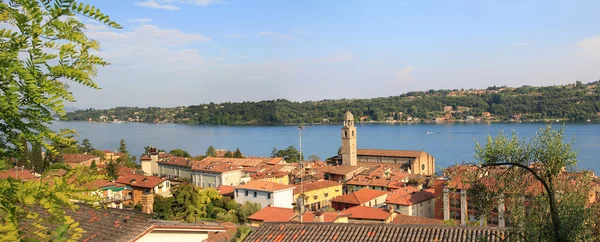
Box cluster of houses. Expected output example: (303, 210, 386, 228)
(4, 111, 600, 241)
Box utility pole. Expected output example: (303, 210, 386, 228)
(298, 124, 304, 223)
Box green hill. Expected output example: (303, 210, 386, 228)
(64, 81, 600, 124)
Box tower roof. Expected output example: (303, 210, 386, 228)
(344, 111, 354, 120)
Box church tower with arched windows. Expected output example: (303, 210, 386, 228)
(340, 111, 357, 166)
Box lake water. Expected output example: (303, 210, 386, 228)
(51, 122, 600, 173)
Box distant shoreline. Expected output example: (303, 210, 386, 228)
(58, 118, 598, 126)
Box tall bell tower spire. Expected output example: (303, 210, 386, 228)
(341, 111, 357, 166)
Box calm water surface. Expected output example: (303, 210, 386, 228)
(51, 122, 600, 173)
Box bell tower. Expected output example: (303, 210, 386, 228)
(341, 111, 357, 166)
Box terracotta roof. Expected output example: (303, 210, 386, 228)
(250, 171, 288, 180)
(192, 163, 241, 173)
(115, 174, 166, 189)
(158, 156, 198, 168)
(391, 214, 445, 225)
(357, 149, 425, 158)
(248, 207, 341, 223)
(294, 180, 343, 194)
(248, 207, 295, 222)
(267, 157, 284, 165)
(140, 155, 151, 161)
(23, 204, 225, 242)
(331, 188, 387, 205)
(342, 206, 392, 221)
(45, 169, 67, 177)
(85, 180, 125, 190)
(218, 185, 235, 196)
(386, 190, 435, 206)
(62, 154, 99, 163)
(301, 212, 341, 223)
(0, 169, 36, 180)
(118, 166, 137, 176)
(236, 180, 294, 192)
(102, 150, 114, 154)
(326, 166, 364, 175)
(244, 222, 508, 242)
(206, 222, 238, 242)
(201, 157, 266, 167)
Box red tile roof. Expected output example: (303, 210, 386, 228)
(250, 171, 288, 179)
(267, 157, 284, 165)
(326, 166, 364, 175)
(0, 169, 36, 180)
(140, 155, 151, 161)
(293, 180, 343, 195)
(201, 157, 266, 167)
(218, 185, 235, 196)
(390, 214, 446, 225)
(248, 207, 341, 223)
(386, 190, 435, 206)
(342, 206, 392, 221)
(236, 180, 294, 192)
(115, 174, 166, 189)
(245, 222, 508, 242)
(357, 149, 425, 158)
(85, 180, 125, 190)
(248, 207, 295, 222)
(331, 188, 388, 205)
(62, 154, 99, 164)
(192, 163, 241, 173)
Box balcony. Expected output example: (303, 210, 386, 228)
(102, 194, 132, 203)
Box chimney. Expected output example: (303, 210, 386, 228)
(313, 211, 325, 223)
(141, 193, 154, 214)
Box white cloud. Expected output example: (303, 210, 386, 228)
(135, 1, 180, 10)
(87, 24, 211, 47)
(219, 49, 228, 54)
(576, 37, 600, 58)
(224, 34, 247, 38)
(394, 66, 416, 82)
(514, 42, 538, 46)
(128, 18, 153, 24)
(292, 29, 314, 36)
(258, 31, 293, 39)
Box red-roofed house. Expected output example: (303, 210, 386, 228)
(293, 180, 343, 211)
(331, 188, 388, 210)
(62, 154, 100, 168)
(341, 206, 396, 223)
(0, 168, 36, 181)
(386, 189, 435, 218)
(115, 174, 171, 205)
(250, 171, 289, 185)
(234, 181, 294, 208)
(85, 180, 132, 209)
(247, 206, 348, 227)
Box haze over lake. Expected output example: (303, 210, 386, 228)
(51, 122, 600, 173)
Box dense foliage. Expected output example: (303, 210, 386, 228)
(65, 82, 600, 124)
(469, 125, 600, 241)
(153, 184, 261, 225)
(0, 0, 120, 161)
(271, 146, 302, 163)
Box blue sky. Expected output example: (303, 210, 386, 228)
(69, 0, 600, 108)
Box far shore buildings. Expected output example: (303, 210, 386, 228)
(328, 111, 436, 176)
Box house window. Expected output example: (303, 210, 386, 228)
(345, 131, 348, 138)
(324, 193, 328, 197)
(352, 131, 354, 137)
(369, 201, 372, 207)
(375, 199, 377, 206)
(245, 191, 248, 196)
(253, 192, 257, 197)
(422, 164, 425, 171)
(267, 193, 271, 199)
(236, 189, 238, 198)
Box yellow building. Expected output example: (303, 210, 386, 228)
(250, 171, 289, 185)
(294, 180, 343, 210)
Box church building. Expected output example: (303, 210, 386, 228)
(328, 111, 436, 176)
